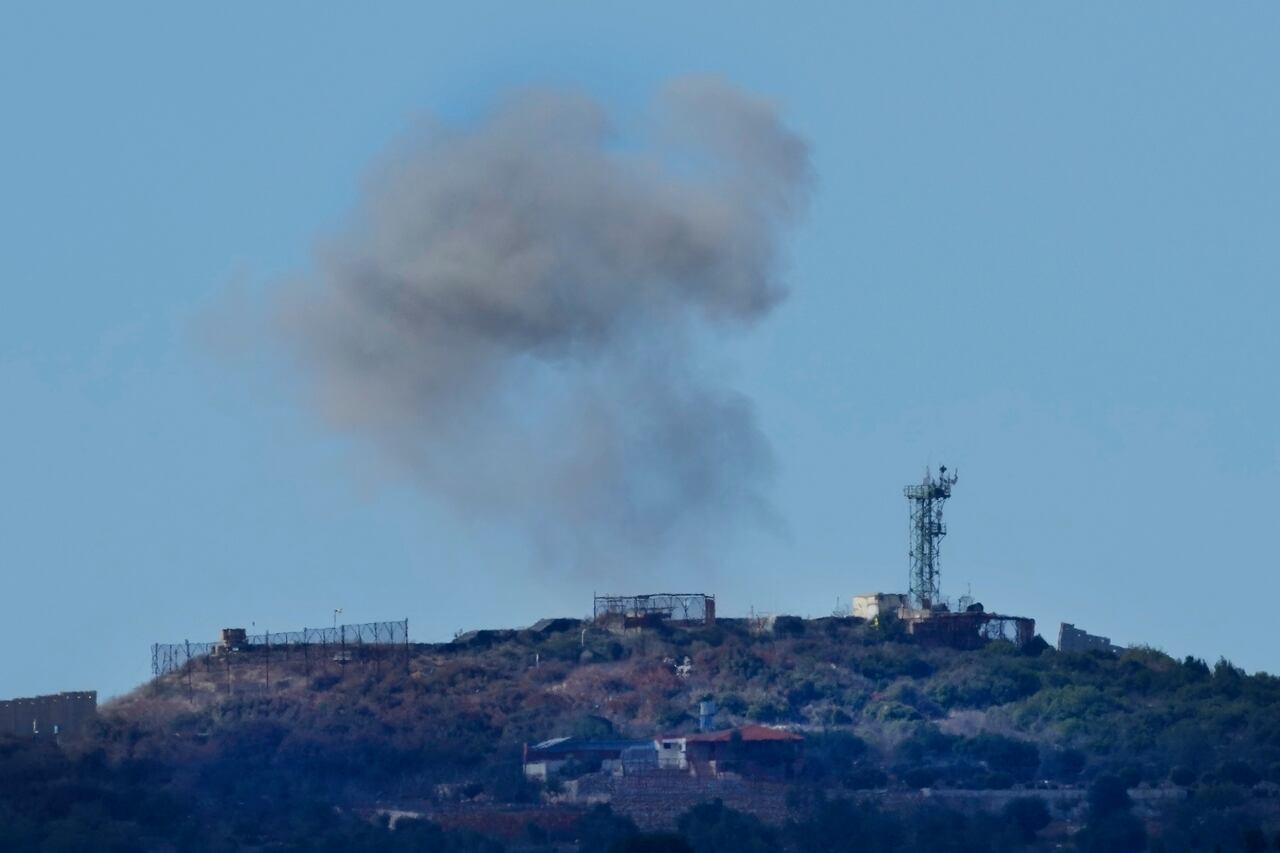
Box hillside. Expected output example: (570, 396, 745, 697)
(4, 615, 1280, 851)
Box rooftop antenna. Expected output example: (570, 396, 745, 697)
(904, 465, 958, 610)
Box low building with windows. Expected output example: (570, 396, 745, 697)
(522, 737, 657, 779)
(526, 725, 805, 781)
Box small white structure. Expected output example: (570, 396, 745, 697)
(656, 736, 688, 770)
(852, 593, 908, 620)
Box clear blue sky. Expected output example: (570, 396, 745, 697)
(3, 4, 1278, 699)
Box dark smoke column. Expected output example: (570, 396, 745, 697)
(271, 78, 812, 571)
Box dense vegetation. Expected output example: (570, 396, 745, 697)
(4, 614, 1280, 850)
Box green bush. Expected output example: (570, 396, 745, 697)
(1001, 797, 1051, 842)
(746, 699, 788, 723)
(902, 766, 941, 789)
(954, 734, 1040, 782)
(675, 799, 779, 853)
(576, 804, 640, 853)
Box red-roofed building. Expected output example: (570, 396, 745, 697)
(685, 724, 804, 744)
(656, 725, 804, 778)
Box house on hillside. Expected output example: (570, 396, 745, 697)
(654, 725, 804, 779)
(684, 725, 804, 779)
(522, 737, 657, 779)
(526, 725, 805, 781)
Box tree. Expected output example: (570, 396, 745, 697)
(577, 805, 640, 853)
(1001, 797, 1050, 842)
(955, 734, 1040, 782)
(1086, 774, 1131, 818)
(609, 834, 694, 853)
(675, 800, 779, 853)
(1078, 775, 1145, 853)
(786, 797, 904, 853)
(1078, 812, 1146, 853)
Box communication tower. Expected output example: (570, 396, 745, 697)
(904, 465, 958, 610)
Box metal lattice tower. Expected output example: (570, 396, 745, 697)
(904, 465, 958, 610)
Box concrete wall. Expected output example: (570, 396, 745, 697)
(0, 691, 97, 738)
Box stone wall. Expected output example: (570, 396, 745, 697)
(568, 772, 792, 830)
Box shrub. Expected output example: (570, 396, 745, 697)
(1183, 656, 1211, 678)
(772, 617, 805, 637)
(820, 708, 853, 726)
(309, 674, 341, 691)
(572, 715, 616, 740)
(1021, 635, 1051, 657)
(1219, 760, 1260, 787)
(974, 770, 1014, 790)
(675, 799, 779, 853)
(1086, 774, 1131, 818)
(1077, 811, 1146, 853)
(1040, 746, 1086, 781)
(726, 652, 765, 681)
(612, 833, 695, 853)
(952, 732, 1039, 778)
(746, 699, 788, 723)
(895, 726, 956, 764)
(575, 804, 639, 853)
(785, 680, 824, 707)
(902, 766, 941, 789)
(1001, 797, 1051, 841)
(845, 766, 889, 790)
(657, 705, 692, 730)
(800, 732, 869, 785)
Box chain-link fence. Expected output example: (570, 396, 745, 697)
(151, 619, 409, 676)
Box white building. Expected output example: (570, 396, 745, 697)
(656, 735, 688, 770)
(852, 593, 908, 620)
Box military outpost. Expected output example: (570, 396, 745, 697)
(5, 466, 1121, 756)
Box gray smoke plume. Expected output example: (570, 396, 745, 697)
(274, 77, 811, 570)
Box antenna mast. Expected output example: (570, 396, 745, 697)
(904, 465, 958, 610)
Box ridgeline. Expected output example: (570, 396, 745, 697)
(4, 615, 1280, 851)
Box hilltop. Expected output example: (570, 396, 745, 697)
(4, 614, 1280, 851)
